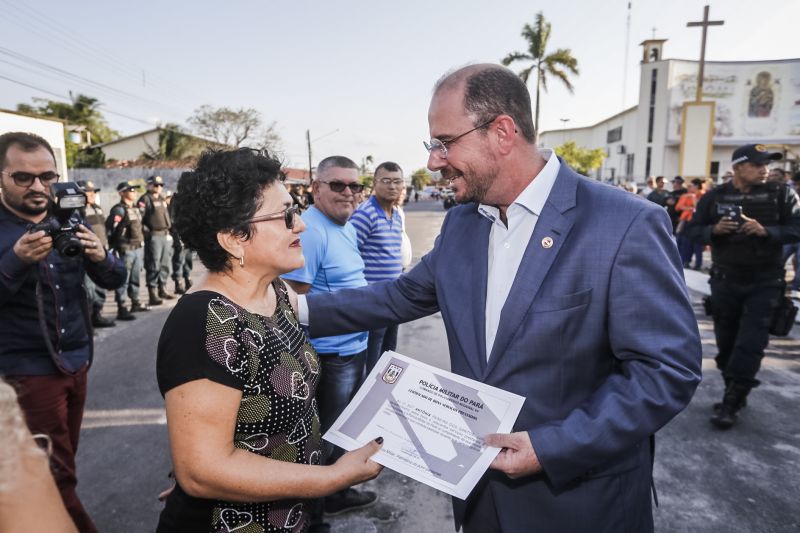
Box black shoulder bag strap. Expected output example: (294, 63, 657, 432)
(35, 263, 93, 376)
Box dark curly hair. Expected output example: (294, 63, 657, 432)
(172, 148, 284, 272)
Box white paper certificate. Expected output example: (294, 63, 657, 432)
(323, 351, 525, 499)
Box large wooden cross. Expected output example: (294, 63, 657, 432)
(687, 5, 724, 102)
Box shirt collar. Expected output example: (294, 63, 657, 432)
(478, 149, 561, 223)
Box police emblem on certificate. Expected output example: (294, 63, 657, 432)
(323, 351, 524, 499)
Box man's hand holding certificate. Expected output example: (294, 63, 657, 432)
(324, 351, 524, 499)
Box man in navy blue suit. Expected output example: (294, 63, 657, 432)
(297, 64, 702, 533)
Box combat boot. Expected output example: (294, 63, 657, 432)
(158, 285, 175, 300)
(184, 277, 192, 290)
(117, 305, 136, 321)
(148, 287, 163, 306)
(710, 383, 751, 429)
(173, 279, 185, 294)
(92, 310, 116, 328)
(713, 377, 746, 413)
(130, 299, 150, 313)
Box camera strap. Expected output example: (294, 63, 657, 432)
(35, 267, 93, 376)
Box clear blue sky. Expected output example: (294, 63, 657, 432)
(1, 0, 797, 174)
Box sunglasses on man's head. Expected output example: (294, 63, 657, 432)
(249, 204, 300, 230)
(1, 171, 60, 188)
(319, 180, 364, 194)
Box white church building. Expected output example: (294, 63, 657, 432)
(539, 40, 800, 183)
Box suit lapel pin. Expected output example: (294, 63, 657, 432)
(541, 236, 554, 249)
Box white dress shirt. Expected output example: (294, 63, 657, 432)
(297, 150, 561, 361)
(478, 150, 560, 360)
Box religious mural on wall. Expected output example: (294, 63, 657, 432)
(667, 59, 800, 142)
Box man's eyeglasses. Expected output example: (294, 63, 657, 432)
(423, 117, 496, 159)
(249, 205, 300, 230)
(319, 181, 364, 194)
(1, 170, 60, 188)
(378, 177, 405, 186)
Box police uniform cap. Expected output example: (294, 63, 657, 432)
(731, 144, 782, 165)
(146, 175, 165, 186)
(117, 180, 137, 192)
(77, 180, 100, 192)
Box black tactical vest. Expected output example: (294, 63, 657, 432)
(110, 202, 145, 251)
(84, 203, 108, 247)
(710, 182, 784, 271)
(141, 192, 171, 232)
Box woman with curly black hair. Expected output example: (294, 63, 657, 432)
(155, 148, 382, 532)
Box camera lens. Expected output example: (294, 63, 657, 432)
(53, 232, 84, 257)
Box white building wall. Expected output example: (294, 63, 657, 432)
(540, 107, 638, 182)
(100, 130, 160, 161)
(536, 56, 800, 184)
(0, 111, 69, 180)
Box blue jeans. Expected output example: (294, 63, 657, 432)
(677, 234, 703, 268)
(784, 243, 800, 290)
(171, 247, 193, 281)
(366, 324, 399, 376)
(114, 248, 143, 305)
(144, 234, 171, 288)
(83, 274, 107, 313)
(316, 349, 366, 463)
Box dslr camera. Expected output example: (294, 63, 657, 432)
(716, 203, 743, 224)
(28, 182, 87, 257)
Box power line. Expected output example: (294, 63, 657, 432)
(0, 71, 155, 126)
(0, 3, 144, 88)
(0, 45, 186, 115)
(0, 0, 204, 102)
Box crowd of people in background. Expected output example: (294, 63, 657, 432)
(78, 175, 195, 327)
(617, 165, 800, 281)
(1, 61, 799, 531)
(618, 146, 800, 430)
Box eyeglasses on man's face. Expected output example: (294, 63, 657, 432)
(1, 170, 60, 188)
(377, 177, 405, 186)
(249, 204, 300, 230)
(423, 117, 496, 159)
(319, 180, 364, 194)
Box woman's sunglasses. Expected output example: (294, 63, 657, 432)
(249, 205, 300, 230)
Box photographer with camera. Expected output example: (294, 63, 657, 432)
(0, 132, 126, 532)
(686, 144, 800, 429)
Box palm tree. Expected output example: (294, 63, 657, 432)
(502, 12, 579, 143)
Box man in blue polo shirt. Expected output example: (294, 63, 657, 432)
(283, 155, 376, 520)
(350, 161, 404, 374)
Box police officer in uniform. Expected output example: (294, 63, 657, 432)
(107, 181, 148, 320)
(686, 144, 800, 429)
(139, 175, 174, 305)
(167, 190, 193, 294)
(77, 180, 115, 328)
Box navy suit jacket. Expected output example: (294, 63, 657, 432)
(307, 164, 702, 533)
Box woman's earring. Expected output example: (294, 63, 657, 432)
(239, 254, 245, 268)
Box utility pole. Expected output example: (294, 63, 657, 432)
(622, 2, 632, 109)
(306, 129, 313, 184)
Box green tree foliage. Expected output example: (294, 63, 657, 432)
(502, 12, 579, 142)
(410, 168, 432, 191)
(141, 124, 194, 160)
(554, 141, 606, 176)
(72, 145, 106, 168)
(188, 105, 282, 152)
(17, 94, 118, 143)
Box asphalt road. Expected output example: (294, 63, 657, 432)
(77, 198, 799, 532)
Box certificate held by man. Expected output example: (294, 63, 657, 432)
(324, 351, 524, 499)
